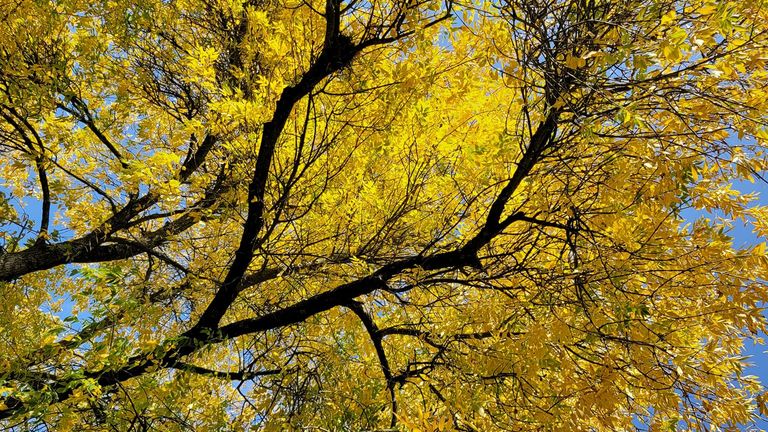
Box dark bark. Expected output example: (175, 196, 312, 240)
(190, 0, 362, 333)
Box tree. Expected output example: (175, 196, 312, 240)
(1, 0, 768, 429)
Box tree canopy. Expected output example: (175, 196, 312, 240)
(1, 0, 768, 430)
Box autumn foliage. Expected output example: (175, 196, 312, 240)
(2, 0, 768, 430)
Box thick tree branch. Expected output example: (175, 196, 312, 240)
(172, 362, 281, 380)
(482, 110, 559, 232)
(191, 0, 361, 332)
(180, 133, 217, 180)
(0, 152, 228, 281)
(33, 158, 51, 245)
(346, 301, 397, 428)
